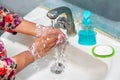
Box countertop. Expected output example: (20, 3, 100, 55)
(23, 6, 120, 80)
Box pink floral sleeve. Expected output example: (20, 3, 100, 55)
(0, 58, 17, 80)
(0, 39, 17, 80)
(0, 6, 23, 34)
(0, 6, 22, 80)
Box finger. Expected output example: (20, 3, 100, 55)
(42, 31, 58, 38)
(33, 34, 57, 48)
(44, 36, 57, 51)
(44, 42, 55, 52)
(54, 28, 64, 34)
(45, 36, 58, 44)
(45, 40, 57, 49)
(40, 43, 55, 57)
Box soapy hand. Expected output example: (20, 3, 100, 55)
(29, 26, 65, 59)
(53, 28, 65, 46)
(35, 25, 65, 45)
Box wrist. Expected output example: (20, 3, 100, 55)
(28, 41, 47, 60)
(35, 23, 44, 37)
(25, 50, 35, 61)
(27, 46, 40, 60)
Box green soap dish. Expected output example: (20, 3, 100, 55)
(92, 45, 115, 58)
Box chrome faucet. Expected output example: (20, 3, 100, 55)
(47, 6, 76, 36)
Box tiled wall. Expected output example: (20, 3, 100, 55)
(0, 0, 120, 40)
(64, 0, 120, 21)
(0, 0, 46, 17)
(0, 0, 120, 21)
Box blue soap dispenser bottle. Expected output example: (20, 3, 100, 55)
(78, 10, 96, 45)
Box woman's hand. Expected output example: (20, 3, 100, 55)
(29, 26, 65, 60)
(36, 25, 65, 45)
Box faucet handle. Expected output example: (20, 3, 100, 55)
(55, 17, 76, 36)
(55, 17, 67, 29)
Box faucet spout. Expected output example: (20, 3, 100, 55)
(47, 6, 76, 36)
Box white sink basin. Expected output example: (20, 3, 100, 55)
(1, 7, 108, 80)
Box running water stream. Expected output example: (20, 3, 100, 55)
(33, 19, 68, 74)
(50, 40, 68, 74)
(50, 19, 69, 74)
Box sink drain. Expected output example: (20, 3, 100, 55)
(50, 62, 65, 74)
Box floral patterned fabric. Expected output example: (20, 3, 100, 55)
(0, 6, 22, 80)
(0, 6, 23, 34)
(0, 39, 17, 80)
(0, 58, 17, 80)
